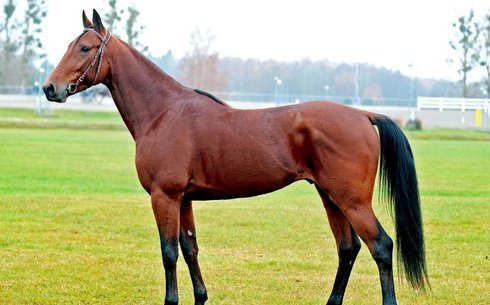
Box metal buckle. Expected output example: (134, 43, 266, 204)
(67, 83, 78, 94)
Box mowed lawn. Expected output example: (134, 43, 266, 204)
(0, 111, 489, 304)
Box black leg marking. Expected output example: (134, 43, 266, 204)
(327, 228, 361, 305)
(161, 235, 179, 305)
(180, 201, 208, 305)
(180, 229, 208, 305)
(372, 223, 397, 305)
(315, 186, 362, 305)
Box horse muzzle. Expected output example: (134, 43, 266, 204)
(42, 82, 68, 103)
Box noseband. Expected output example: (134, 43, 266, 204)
(67, 28, 112, 94)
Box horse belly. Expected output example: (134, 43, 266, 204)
(187, 144, 299, 200)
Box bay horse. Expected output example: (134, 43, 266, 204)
(43, 10, 428, 305)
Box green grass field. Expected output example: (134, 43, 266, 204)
(1, 109, 489, 304)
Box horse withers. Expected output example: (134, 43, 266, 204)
(43, 9, 428, 305)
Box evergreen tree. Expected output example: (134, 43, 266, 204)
(126, 6, 148, 53)
(479, 11, 490, 96)
(449, 10, 481, 97)
(22, 0, 46, 59)
(104, 0, 123, 32)
(103, 1, 147, 53)
(0, 0, 47, 86)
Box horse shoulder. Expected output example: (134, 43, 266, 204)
(134, 122, 195, 195)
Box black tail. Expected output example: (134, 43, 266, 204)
(370, 115, 428, 289)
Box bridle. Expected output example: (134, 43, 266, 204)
(67, 28, 112, 94)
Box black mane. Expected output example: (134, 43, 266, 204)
(194, 89, 230, 107)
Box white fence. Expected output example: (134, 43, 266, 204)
(417, 97, 489, 112)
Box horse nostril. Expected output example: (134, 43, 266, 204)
(43, 83, 56, 98)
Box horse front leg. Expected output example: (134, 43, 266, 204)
(151, 188, 182, 305)
(179, 200, 208, 305)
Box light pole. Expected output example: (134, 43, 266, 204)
(353, 63, 360, 106)
(274, 76, 282, 106)
(480, 87, 488, 98)
(324, 85, 330, 100)
(481, 88, 489, 130)
(35, 67, 50, 116)
(408, 63, 416, 122)
(35, 68, 43, 114)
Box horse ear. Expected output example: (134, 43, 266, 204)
(92, 9, 105, 32)
(82, 10, 93, 29)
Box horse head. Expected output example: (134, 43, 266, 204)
(43, 9, 112, 103)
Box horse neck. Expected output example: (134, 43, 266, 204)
(105, 39, 187, 139)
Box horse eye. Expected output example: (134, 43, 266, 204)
(80, 46, 91, 53)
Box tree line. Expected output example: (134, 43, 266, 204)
(155, 28, 460, 106)
(159, 10, 490, 105)
(1, 2, 488, 104)
(158, 49, 458, 106)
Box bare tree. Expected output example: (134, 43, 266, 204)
(178, 27, 227, 92)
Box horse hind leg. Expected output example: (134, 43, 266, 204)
(179, 200, 208, 305)
(326, 189, 397, 305)
(316, 186, 361, 305)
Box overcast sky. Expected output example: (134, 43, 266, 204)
(4, 0, 489, 81)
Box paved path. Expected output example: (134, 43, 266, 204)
(1, 94, 488, 129)
(0, 94, 117, 112)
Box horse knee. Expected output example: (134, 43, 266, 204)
(162, 240, 179, 268)
(338, 242, 360, 266)
(180, 234, 199, 264)
(338, 233, 361, 266)
(182, 241, 199, 264)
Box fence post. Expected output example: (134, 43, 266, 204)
(476, 109, 482, 127)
